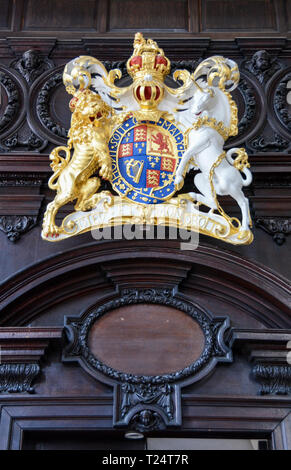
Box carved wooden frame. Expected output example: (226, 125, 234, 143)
(63, 287, 232, 430)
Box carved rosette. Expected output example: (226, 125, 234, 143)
(63, 288, 232, 430)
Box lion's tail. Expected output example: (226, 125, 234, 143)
(48, 145, 72, 190)
(226, 147, 252, 187)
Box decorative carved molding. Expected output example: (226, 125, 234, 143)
(64, 287, 231, 430)
(0, 71, 20, 132)
(0, 327, 63, 393)
(171, 60, 198, 73)
(0, 327, 63, 362)
(0, 396, 290, 450)
(36, 72, 68, 139)
(100, 258, 192, 288)
(0, 215, 38, 242)
(274, 72, 291, 133)
(104, 60, 127, 77)
(11, 50, 53, 85)
(237, 78, 257, 137)
(120, 382, 173, 421)
(0, 363, 40, 393)
(116, 382, 174, 430)
(229, 329, 291, 396)
(3, 131, 45, 152)
(65, 288, 231, 385)
(245, 51, 281, 84)
(253, 365, 291, 395)
(228, 328, 291, 360)
(129, 409, 166, 432)
(255, 217, 291, 245)
(0, 173, 44, 187)
(253, 173, 291, 189)
(1, 241, 289, 328)
(251, 133, 289, 152)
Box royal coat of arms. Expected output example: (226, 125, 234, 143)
(42, 33, 253, 245)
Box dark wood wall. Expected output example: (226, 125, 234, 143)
(0, 0, 291, 37)
(0, 0, 290, 450)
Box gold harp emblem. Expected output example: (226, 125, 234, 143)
(125, 159, 144, 183)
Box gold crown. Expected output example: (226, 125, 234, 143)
(127, 32, 170, 81)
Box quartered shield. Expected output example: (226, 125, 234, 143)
(109, 116, 185, 204)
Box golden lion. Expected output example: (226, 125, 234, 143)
(42, 89, 112, 238)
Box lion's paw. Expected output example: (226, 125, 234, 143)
(99, 163, 112, 181)
(42, 223, 61, 238)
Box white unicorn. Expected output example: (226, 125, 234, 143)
(173, 57, 252, 237)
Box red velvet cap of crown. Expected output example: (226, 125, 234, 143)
(129, 56, 142, 68)
(129, 54, 168, 72)
(155, 55, 167, 67)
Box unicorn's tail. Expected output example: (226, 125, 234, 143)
(226, 148, 252, 187)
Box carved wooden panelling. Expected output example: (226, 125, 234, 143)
(108, 0, 189, 31)
(201, 0, 279, 31)
(0, 0, 13, 30)
(0, 4, 289, 450)
(287, 1, 291, 31)
(22, 0, 99, 31)
(0, 0, 290, 36)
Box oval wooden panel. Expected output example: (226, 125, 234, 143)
(88, 304, 205, 376)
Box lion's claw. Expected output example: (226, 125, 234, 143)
(100, 163, 112, 180)
(42, 223, 61, 238)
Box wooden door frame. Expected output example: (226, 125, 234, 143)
(0, 396, 290, 450)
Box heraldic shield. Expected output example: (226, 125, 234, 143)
(42, 32, 253, 245)
(110, 117, 185, 204)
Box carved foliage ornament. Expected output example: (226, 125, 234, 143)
(236, 77, 257, 138)
(0, 363, 40, 393)
(4, 131, 44, 152)
(274, 72, 291, 133)
(255, 217, 291, 245)
(251, 133, 289, 152)
(0, 215, 38, 242)
(0, 71, 20, 132)
(64, 288, 232, 430)
(36, 72, 68, 139)
(41, 33, 254, 246)
(253, 364, 291, 395)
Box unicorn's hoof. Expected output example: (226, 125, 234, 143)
(237, 229, 251, 240)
